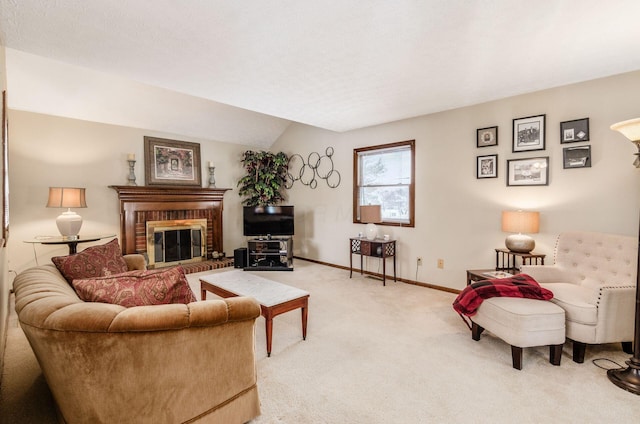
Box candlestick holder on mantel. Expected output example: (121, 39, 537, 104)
(127, 160, 137, 186)
(208, 166, 216, 188)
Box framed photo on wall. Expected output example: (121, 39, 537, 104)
(144, 137, 202, 186)
(512, 114, 545, 153)
(507, 156, 549, 186)
(477, 154, 498, 179)
(477, 126, 498, 147)
(560, 118, 589, 143)
(563, 145, 591, 169)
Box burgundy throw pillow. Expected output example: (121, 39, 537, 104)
(71, 266, 197, 307)
(52, 238, 129, 283)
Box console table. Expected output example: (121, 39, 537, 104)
(349, 237, 396, 286)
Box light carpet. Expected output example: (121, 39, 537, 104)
(2, 260, 640, 423)
(189, 261, 640, 423)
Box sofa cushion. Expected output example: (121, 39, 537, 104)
(72, 266, 197, 307)
(540, 282, 597, 325)
(52, 238, 129, 283)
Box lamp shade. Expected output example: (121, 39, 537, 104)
(46, 187, 87, 240)
(360, 205, 382, 223)
(502, 210, 539, 253)
(611, 118, 640, 141)
(501, 210, 539, 234)
(360, 205, 382, 241)
(46, 187, 87, 209)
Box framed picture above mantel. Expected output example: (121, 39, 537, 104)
(144, 137, 202, 186)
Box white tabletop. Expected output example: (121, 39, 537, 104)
(200, 270, 309, 307)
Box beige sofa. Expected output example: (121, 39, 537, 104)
(13, 255, 261, 424)
(521, 231, 637, 363)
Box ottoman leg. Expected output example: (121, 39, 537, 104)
(471, 322, 484, 341)
(550, 344, 563, 366)
(511, 346, 523, 370)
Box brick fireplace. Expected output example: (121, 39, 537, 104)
(110, 186, 231, 269)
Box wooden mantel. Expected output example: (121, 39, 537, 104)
(109, 185, 231, 255)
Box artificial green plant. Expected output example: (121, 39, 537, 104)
(237, 150, 289, 206)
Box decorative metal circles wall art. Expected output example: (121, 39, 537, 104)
(285, 147, 341, 189)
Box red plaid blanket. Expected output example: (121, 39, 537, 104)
(453, 274, 553, 317)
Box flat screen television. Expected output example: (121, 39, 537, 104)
(243, 205, 294, 237)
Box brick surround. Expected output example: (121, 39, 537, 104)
(109, 186, 230, 261)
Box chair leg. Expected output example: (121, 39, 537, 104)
(511, 346, 523, 370)
(622, 341, 633, 354)
(471, 322, 484, 341)
(549, 344, 563, 366)
(572, 341, 586, 363)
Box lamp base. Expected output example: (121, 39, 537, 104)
(365, 223, 378, 240)
(607, 358, 640, 395)
(56, 209, 83, 240)
(505, 234, 535, 253)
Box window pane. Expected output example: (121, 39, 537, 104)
(360, 186, 409, 222)
(360, 148, 411, 186)
(354, 140, 415, 227)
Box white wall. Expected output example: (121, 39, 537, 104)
(6, 111, 254, 274)
(4, 71, 640, 294)
(0, 44, 8, 377)
(272, 70, 640, 290)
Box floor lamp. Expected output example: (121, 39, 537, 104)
(609, 117, 640, 395)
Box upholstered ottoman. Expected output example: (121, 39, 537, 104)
(470, 297, 566, 370)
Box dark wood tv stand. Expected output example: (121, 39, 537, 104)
(245, 237, 293, 271)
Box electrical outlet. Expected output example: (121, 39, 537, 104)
(416, 257, 423, 266)
(437, 259, 444, 269)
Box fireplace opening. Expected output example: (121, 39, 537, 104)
(147, 219, 207, 268)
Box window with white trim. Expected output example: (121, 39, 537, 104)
(353, 140, 415, 227)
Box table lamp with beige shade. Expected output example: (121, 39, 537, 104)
(46, 187, 87, 240)
(360, 204, 382, 241)
(501, 210, 539, 253)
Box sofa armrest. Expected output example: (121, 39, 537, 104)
(591, 284, 636, 343)
(123, 254, 146, 271)
(519, 265, 573, 283)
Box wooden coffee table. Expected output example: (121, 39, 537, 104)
(200, 271, 309, 357)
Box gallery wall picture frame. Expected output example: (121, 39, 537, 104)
(507, 156, 549, 186)
(477, 126, 498, 148)
(477, 154, 498, 179)
(560, 118, 590, 144)
(512, 114, 546, 153)
(144, 136, 202, 186)
(563, 145, 591, 169)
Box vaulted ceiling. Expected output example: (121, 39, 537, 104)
(2, 1, 640, 148)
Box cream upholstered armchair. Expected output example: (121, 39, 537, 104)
(521, 231, 637, 363)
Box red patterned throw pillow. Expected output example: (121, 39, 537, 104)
(72, 266, 197, 307)
(52, 238, 129, 283)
